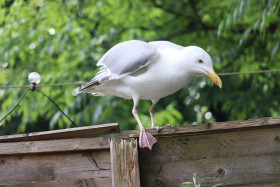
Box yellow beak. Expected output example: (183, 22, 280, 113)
(204, 70, 222, 89)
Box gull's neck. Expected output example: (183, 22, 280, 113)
(156, 48, 197, 85)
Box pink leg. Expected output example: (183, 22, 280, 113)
(150, 99, 158, 129)
(132, 97, 157, 150)
(150, 99, 171, 131)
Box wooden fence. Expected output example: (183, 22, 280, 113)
(0, 117, 279, 186)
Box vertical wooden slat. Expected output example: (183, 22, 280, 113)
(111, 137, 140, 187)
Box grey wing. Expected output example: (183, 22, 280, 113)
(97, 40, 159, 77)
(80, 40, 158, 91)
(149, 41, 184, 50)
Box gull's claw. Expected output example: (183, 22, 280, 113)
(155, 126, 160, 132)
(152, 124, 171, 132)
(139, 128, 157, 150)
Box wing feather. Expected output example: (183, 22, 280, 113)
(80, 40, 159, 91)
(149, 41, 184, 50)
(97, 40, 159, 77)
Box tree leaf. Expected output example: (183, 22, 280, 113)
(270, 41, 280, 60)
(212, 183, 224, 187)
(198, 177, 214, 184)
(180, 182, 195, 187)
(193, 173, 197, 185)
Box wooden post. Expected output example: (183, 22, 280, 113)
(111, 137, 140, 187)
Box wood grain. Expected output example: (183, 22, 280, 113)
(122, 117, 280, 138)
(0, 137, 110, 155)
(0, 123, 119, 143)
(111, 137, 140, 187)
(0, 150, 111, 186)
(0, 179, 104, 187)
(138, 127, 280, 186)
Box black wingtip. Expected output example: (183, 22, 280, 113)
(80, 80, 99, 92)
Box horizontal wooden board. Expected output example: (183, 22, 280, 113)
(0, 123, 119, 143)
(138, 127, 280, 186)
(0, 178, 112, 187)
(0, 150, 111, 186)
(0, 137, 110, 155)
(122, 117, 280, 138)
(141, 154, 280, 186)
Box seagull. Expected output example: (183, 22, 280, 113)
(80, 40, 222, 150)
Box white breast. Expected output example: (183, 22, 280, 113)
(120, 49, 195, 100)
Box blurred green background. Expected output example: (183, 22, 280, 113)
(0, 0, 279, 135)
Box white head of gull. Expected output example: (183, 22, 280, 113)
(80, 40, 222, 150)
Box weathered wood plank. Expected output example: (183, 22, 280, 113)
(0, 123, 119, 143)
(142, 154, 280, 186)
(0, 137, 110, 155)
(138, 127, 280, 186)
(111, 137, 140, 187)
(0, 150, 111, 186)
(122, 117, 280, 138)
(0, 178, 108, 187)
(5, 180, 280, 187)
(244, 182, 280, 187)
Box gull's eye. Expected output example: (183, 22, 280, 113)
(198, 59, 203, 63)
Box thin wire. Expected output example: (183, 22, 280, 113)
(0, 89, 30, 123)
(0, 69, 280, 89)
(218, 69, 280, 76)
(36, 89, 79, 127)
(196, 69, 280, 77)
(0, 82, 83, 89)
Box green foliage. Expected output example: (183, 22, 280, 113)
(180, 173, 223, 187)
(0, 0, 280, 134)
